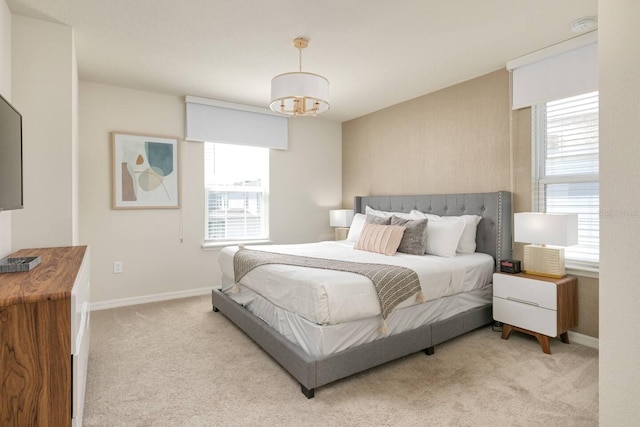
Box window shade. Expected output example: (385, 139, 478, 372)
(186, 96, 288, 150)
(508, 32, 598, 109)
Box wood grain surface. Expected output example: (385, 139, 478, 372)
(0, 246, 87, 307)
(0, 246, 86, 426)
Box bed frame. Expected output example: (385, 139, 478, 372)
(211, 191, 512, 398)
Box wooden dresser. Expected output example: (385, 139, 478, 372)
(0, 246, 90, 426)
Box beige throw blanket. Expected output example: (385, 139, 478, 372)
(233, 248, 424, 321)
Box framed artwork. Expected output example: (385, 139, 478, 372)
(112, 132, 180, 209)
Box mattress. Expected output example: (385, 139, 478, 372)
(219, 241, 495, 325)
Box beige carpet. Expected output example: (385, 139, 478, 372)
(83, 295, 598, 426)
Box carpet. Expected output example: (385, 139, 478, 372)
(83, 295, 598, 426)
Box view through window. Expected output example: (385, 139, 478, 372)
(204, 142, 269, 242)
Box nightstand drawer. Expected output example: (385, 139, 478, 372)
(493, 274, 557, 310)
(493, 297, 557, 336)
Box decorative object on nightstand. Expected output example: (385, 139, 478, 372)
(329, 209, 354, 241)
(514, 212, 578, 278)
(493, 272, 578, 354)
(499, 259, 521, 274)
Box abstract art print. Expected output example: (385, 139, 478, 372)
(112, 132, 180, 209)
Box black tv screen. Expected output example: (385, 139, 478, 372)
(0, 92, 23, 211)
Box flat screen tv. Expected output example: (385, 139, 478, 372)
(0, 92, 23, 211)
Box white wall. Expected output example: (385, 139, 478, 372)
(79, 81, 342, 303)
(11, 15, 76, 249)
(71, 33, 79, 245)
(271, 117, 342, 244)
(599, 0, 640, 424)
(0, 1, 11, 257)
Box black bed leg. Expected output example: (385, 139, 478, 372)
(211, 290, 219, 312)
(301, 384, 315, 399)
(423, 346, 435, 356)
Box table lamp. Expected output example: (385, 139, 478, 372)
(329, 209, 354, 240)
(514, 212, 578, 278)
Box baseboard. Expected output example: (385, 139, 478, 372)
(90, 287, 212, 311)
(567, 331, 599, 349)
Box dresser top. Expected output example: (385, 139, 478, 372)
(0, 246, 87, 307)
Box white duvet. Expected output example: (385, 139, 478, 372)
(218, 241, 494, 326)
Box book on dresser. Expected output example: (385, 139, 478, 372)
(0, 246, 91, 427)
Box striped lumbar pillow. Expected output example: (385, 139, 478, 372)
(354, 223, 406, 256)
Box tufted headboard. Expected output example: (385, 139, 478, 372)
(354, 191, 512, 270)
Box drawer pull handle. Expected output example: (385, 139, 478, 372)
(506, 297, 539, 307)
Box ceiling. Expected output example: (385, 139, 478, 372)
(6, 0, 597, 122)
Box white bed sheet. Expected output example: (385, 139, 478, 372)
(222, 277, 492, 357)
(219, 241, 494, 325)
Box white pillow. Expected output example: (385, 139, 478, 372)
(350, 209, 422, 243)
(456, 215, 482, 254)
(423, 216, 465, 257)
(366, 206, 421, 220)
(346, 213, 366, 242)
(411, 210, 481, 254)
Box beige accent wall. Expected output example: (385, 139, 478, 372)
(343, 68, 599, 338)
(79, 81, 341, 303)
(343, 70, 511, 207)
(599, 0, 640, 423)
(11, 15, 77, 249)
(0, 1, 11, 257)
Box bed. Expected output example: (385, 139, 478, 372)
(211, 191, 512, 398)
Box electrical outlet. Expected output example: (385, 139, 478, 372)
(113, 261, 123, 274)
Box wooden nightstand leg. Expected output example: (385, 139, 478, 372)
(501, 324, 552, 354)
(536, 335, 551, 354)
(501, 324, 513, 340)
(559, 331, 570, 344)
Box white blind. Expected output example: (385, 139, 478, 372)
(186, 96, 288, 150)
(205, 143, 269, 242)
(533, 92, 599, 268)
(508, 32, 598, 109)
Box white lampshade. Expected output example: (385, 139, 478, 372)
(329, 209, 354, 228)
(270, 72, 330, 116)
(514, 212, 578, 246)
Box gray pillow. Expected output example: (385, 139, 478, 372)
(390, 215, 428, 255)
(366, 214, 391, 225)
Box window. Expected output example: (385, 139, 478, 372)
(532, 91, 599, 269)
(204, 142, 269, 243)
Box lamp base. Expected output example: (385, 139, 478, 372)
(334, 227, 349, 241)
(523, 245, 567, 278)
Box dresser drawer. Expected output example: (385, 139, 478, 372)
(493, 274, 557, 310)
(493, 296, 557, 336)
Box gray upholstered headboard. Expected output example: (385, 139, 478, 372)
(354, 191, 512, 270)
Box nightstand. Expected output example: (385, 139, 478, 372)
(493, 272, 578, 354)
